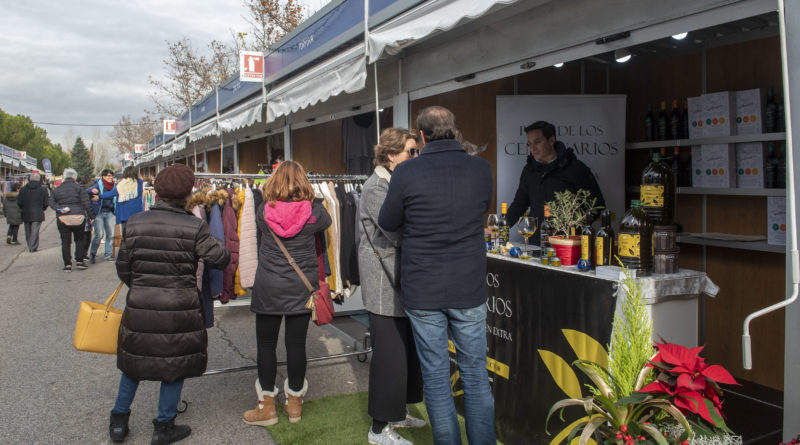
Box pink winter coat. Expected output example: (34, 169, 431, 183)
(238, 187, 258, 288)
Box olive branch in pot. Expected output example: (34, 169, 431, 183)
(545, 189, 602, 237)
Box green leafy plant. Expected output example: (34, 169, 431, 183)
(545, 189, 601, 237)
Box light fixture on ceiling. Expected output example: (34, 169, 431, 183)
(614, 48, 632, 63)
(553, 63, 564, 68)
(519, 61, 536, 70)
(379, 108, 385, 113)
(671, 32, 688, 40)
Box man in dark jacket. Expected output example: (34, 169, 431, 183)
(379, 106, 496, 444)
(17, 173, 49, 252)
(506, 121, 605, 243)
(51, 168, 96, 271)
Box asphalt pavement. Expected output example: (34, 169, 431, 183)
(0, 212, 370, 444)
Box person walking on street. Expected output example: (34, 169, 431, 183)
(17, 173, 49, 252)
(87, 169, 116, 262)
(358, 128, 425, 445)
(3, 182, 23, 244)
(98, 166, 144, 238)
(51, 168, 95, 272)
(79, 176, 98, 262)
(243, 160, 331, 427)
(110, 164, 230, 444)
(379, 106, 496, 445)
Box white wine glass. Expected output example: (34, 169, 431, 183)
(517, 216, 538, 259)
(486, 213, 500, 253)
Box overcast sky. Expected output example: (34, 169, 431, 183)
(0, 0, 324, 151)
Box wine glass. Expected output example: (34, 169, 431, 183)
(486, 214, 500, 253)
(517, 216, 538, 259)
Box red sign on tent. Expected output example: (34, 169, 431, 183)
(240, 51, 264, 82)
(163, 120, 176, 135)
(134, 144, 146, 154)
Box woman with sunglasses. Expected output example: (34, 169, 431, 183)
(358, 128, 425, 445)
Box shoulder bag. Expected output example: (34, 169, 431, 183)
(73, 282, 124, 354)
(268, 228, 334, 326)
(360, 218, 399, 288)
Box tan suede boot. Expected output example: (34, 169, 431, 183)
(283, 379, 308, 423)
(243, 379, 279, 426)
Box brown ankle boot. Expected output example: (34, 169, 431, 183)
(283, 379, 308, 423)
(243, 379, 279, 426)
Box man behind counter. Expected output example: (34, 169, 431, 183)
(506, 121, 605, 244)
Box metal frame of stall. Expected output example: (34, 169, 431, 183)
(178, 171, 372, 412)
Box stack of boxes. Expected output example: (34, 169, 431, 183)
(734, 88, 767, 188)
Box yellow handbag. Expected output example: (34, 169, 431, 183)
(73, 283, 124, 354)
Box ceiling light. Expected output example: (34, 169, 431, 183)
(553, 63, 564, 68)
(672, 32, 688, 40)
(614, 48, 631, 63)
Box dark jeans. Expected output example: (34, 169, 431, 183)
(7, 224, 20, 242)
(255, 313, 311, 392)
(111, 372, 184, 423)
(56, 220, 87, 266)
(368, 312, 424, 422)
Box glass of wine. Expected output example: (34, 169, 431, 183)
(517, 216, 538, 260)
(486, 213, 500, 254)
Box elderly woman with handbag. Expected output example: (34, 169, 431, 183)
(358, 128, 426, 445)
(109, 164, 230, 445)
(243, 160, 331, 427)
(50, 168, 96, 272)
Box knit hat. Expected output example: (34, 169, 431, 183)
(154, 164, 194, 198)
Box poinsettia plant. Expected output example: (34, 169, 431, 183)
(640, 342, 739, 436)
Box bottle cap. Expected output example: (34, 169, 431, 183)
(674, 147, 679, 154)
(631, 200, 642, 208)
(543, 205, 550, 217)
(501, 202, 508, 213)
(652, 153, 662, 161)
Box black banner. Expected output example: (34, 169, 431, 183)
(451, 258, 617, 444)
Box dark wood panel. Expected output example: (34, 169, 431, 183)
(292, 120, 346, 174)
(706, 36, 782, 94)
(206, 149, 221, 174)
(238, 139, 269, 174)
(676, 194, 703, 233)
(706, 195, 767, 236)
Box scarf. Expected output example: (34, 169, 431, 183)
(102, 177, 114, 191)
(116, 178, 138, 203)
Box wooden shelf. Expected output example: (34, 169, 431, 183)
(626, 132, 785, 150)
(676, 234, 784, 253)
(626, 186, 785, 196)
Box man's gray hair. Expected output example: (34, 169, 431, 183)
(62, 168, 78, 180)
(29, 173, 41, 182)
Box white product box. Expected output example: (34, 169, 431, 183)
(735, 89, 764, 135)
(702, 91, 737, 138)
(691, 144, 736, 188)
(687, 96, 704, 139)
(735, 143, 766, 188)
(767, 196, 786, 246)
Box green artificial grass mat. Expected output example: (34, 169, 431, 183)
(264, 391, 471, 445)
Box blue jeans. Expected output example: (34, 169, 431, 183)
(91, 211, 115, 258)
(111, 372, 184, 422)
(405, 304, 495, 445)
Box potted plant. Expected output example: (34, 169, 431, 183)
(545, 189, 601, 265)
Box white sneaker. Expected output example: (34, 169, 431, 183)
(368, 425, 412, 445)
(390, 413, 427, 429)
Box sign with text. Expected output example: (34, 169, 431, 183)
(42, 158, 52, 173)
(163, 120, 176, 135)
(134, 144, 146, 154)
(239, 51, 264, 82)
(496, 95, 626, 239)
(123, 152, 133, 161)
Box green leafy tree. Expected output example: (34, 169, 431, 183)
(0, 108, 71, 174)
(70, 137, 94, 178)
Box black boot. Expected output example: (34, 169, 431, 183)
(151, 417, 191, 445)
(109, 412, 130, 442)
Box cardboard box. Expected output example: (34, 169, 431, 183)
(735, 88, 764, 135)
(691, 144, 736, 188)
(702, 91, 737, 138)
(735, 142, 766, 188)
(767, 196, 786, 246)
(687, 96, 704, 139)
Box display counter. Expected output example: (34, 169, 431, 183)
(450, 252, 719, 444)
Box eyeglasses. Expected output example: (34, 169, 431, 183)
(408, 148, 419, 157)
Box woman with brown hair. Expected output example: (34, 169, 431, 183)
(243, 160, 331, 427)
(358, 128, 425, 445)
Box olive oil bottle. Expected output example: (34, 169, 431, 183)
(595, 209, 614, 267)
(540, 205, 553, 249)
(618, 200, 653, 272)
(640, 152, 674, 225)
(498, 202, 510, 245)
(578, 209, 596, 271)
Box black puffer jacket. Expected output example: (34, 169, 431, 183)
(17, 180, 49, 222)
(507, 142, 606, 243)
(50, 179, 96, 220)
(251, 199, 331, 315)
(116, 201, 230, 382)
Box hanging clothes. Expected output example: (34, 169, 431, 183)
(234, 187, 248, 296)
(221, 192, 240, 303)
(336, 182, 360, 288)
(343, 113, 377, 175)
(238, 186, 258, 289)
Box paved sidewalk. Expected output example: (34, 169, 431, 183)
(0, 212, 369, 444)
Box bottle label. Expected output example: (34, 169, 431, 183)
(581, 235, 590, 260)
(596, 240, 604, 265)
(618, 234, 641, 258)
(640, 185, 664, 207)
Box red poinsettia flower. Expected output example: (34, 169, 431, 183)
(639, 380, 715, 424)
(649, 342, 739, 392)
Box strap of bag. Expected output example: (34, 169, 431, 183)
(268, 227, 314, 293)
(103, 282, 125, 320)
(360, 218, 398, 285)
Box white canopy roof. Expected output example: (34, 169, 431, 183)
(190, 118, 219, 141)
(219, 96, 263, 133)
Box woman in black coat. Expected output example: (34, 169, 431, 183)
(109, 164, 230, 445)
(243, 160, 331, 427)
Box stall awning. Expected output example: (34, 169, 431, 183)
(266, 44, 367, 123)
(367, 0, 518, 62)
(190, 118, 219, 141)
(219, 97, 263, 133)
(172, 136, 187, 154)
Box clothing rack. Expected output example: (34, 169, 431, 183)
(193, 172, 368, 181)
